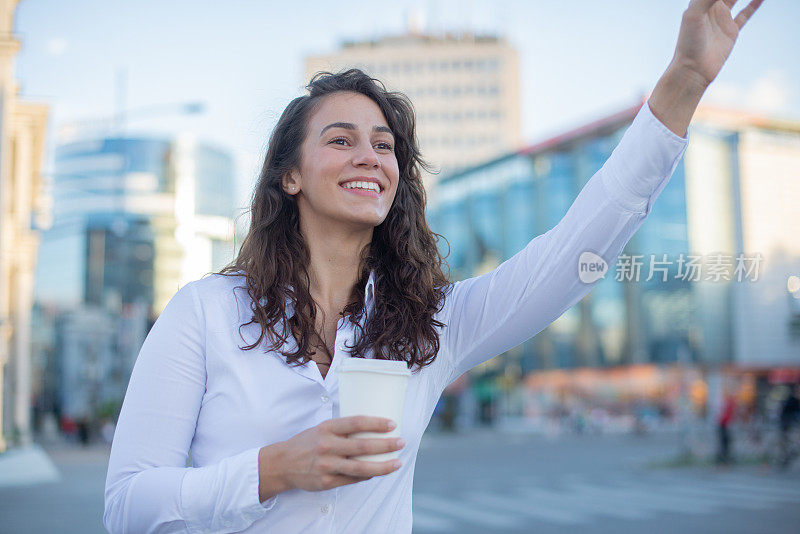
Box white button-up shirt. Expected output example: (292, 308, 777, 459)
(104, 102, 687, 533)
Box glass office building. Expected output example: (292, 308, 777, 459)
(429, 103, 695, 376)
(428, 102, 800, 428)
(33, 136, 238, 423)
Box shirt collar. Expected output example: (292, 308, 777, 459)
(364, 270, 376, 309)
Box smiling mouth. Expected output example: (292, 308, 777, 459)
(340, 181, 382, 193)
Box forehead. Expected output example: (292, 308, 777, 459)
(308, 91, 389, 129)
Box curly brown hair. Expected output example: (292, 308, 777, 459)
(215, 69, 450, 373)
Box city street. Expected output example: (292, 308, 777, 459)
(412, 428, 800, 533)
(1, 428, 798, 533)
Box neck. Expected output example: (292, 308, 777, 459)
(300, 217, 372, 313)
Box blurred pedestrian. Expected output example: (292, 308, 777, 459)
(60, 416, 77, 444)
(77, 417, 90, 446)
(778, 383, 800, 468)
(716, 389, 737, 465)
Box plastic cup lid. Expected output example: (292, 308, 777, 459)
(338, 357, 411, 376)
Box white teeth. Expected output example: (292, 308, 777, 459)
(343, 181, 380, 192)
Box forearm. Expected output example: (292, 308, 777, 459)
(259, 442, 291, 502)
(648, 59, 709, 138)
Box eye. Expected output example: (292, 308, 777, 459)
(329, 137, 350, 146)
(375, 142, 394, 151)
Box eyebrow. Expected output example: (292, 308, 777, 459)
(319, 122, 394, 138)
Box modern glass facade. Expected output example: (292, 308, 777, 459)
(37, 137, 236, 312)
(428, 103, 695, 376)
(34, 136, 237, 422)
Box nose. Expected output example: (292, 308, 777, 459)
(352, 144, 380, 169)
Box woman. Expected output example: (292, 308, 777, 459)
(104, 1, 763, 532)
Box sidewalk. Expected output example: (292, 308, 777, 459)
(0, 443, 60, 489)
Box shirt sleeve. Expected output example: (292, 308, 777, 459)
(436, 100, 688, 387)
(103, 281, 277, 534)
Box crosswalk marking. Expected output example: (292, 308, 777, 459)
(411, 472, 800, 532)
(414, 493, 521, 528)
(561, 482, 718, 515)
(463, 490, 593, 524)
(513, 486, 650, 520)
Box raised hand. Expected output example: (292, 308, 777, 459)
(648, 0, 765, 137)
(673, 0, 765, 88)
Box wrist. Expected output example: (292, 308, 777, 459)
(648, 60, 707, 138)
(258, 442, 291, 502)
(667, 56, 712, 94)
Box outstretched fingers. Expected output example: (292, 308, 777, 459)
(734, 0, 764, 29)
(690, 0, 752, 13)
(690, 0, 725, 12)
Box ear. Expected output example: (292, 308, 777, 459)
(282, 169, 301, 195)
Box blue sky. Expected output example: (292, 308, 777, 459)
(14, 0, 800, 209)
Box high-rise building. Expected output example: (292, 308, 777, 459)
(0, 0, 49, 451)
(33, 135, 238, 425)
(428, 100, 800, 376)
(305, 32, 521, 191)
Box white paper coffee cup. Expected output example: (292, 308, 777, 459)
(337, 357, 411, 462)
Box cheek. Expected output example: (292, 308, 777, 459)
(385, 182, 400, 208)
(387, 162, 400, 191)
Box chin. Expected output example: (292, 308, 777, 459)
(342, 210, 389, 228)
(354, 217, 386, 229)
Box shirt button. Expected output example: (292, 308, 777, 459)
(321, 394, 329, 403)
(321, 504, 331, 514)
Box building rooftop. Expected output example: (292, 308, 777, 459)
(439, 99, 800, 185)
(341, 32, 504, 49)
